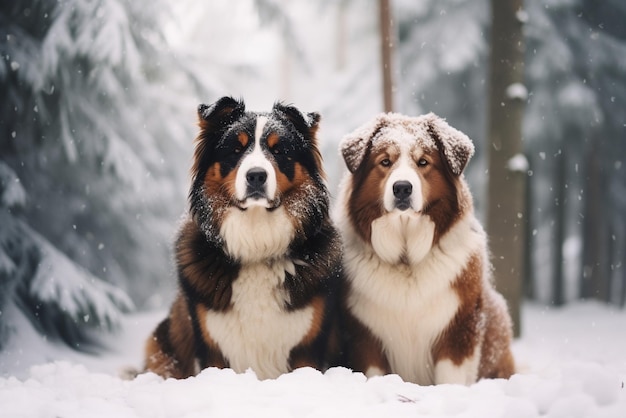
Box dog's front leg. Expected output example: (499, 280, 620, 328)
(431, 306, 484, 385)
(433, 354, 480, 385)
(343, 310, 391, 377)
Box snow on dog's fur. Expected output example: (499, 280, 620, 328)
(335, 112, 515, 385)
(144, 97, 342, 380)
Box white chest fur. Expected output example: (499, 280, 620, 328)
(204, 259, 313, 380)
(220, 206, 295, 263)
(344, 213, 485, 384)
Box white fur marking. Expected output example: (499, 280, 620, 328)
(365, 366, 385, 378)
(383, 147, 423, 212)
(220, 206, 294, 262)
(370, 212, 435, 265)
(434, 355, 480, 386)
(255, 115, 268, 144)
(235, 116, 277, 205)
(204, 260, 313, 380)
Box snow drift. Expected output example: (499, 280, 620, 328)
(0, 302, 624, 418)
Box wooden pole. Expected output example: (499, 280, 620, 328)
(379, 0, 394, 113)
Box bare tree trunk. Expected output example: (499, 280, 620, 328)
(524, 154, 535, 300)
(379, 0, 394, 112)
(335, 0, 348, 71)
(552, 149, 566, 306)
(581, 139, 610, 301)
(622, 222, 626, 307)
(486, 0, 526, 337)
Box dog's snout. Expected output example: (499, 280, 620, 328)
(246, 168, 268, 190)
(393, 181, 413, 200)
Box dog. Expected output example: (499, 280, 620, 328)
(143, 97, 342, 380)
(335, 112, 515, 385)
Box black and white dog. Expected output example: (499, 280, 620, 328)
(144, 97, 342, 380)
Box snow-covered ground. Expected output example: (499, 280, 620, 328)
(1, 302, 624, 418)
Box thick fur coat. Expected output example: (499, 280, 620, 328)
(335, 112, 515, 385)
(144, 97, 342, 380)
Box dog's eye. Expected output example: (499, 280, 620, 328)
(234, 145, 243, 154)
(380, 158, 392, 167)
(418, 158, 428, 167)
(273, 148, 281, 155)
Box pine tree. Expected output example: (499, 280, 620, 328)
(0, 0, 207, 349)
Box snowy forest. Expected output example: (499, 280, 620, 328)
(1, 0, 625, 356)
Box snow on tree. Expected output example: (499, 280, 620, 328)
(0, 0, 216, 349)
(1, 161, 132, 350)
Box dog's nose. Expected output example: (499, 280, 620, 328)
(393, 181, 413, 200)
(246, 168, 267, 190)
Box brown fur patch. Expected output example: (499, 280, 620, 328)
(431, 253, 515, 380)
(266, 132, 280, 149)
(276, 162, 307, 197)
(198, 163, 235, 231)
(432, 254, 484, 365)
(220, 167, 239, 201)
(347, 149, 387, 243)
(478, 289, 515, 378)
(144, 326, 180, 379)
(201, 161, 234, 211)
(201, 162, 223, 191)
(238, 132, 249, 148)
(144, 296, 197, 379)
(419, 150, 456, 240)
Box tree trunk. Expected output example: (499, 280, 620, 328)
(486, 0, 526, 337)
(378, 0, 394, 112)
(524, 154, 535, 300)
(581, 137, 610, 301)
(552, 149, 566, 306)
(622, 222, 626, 307)
(335, 0, 348, 72)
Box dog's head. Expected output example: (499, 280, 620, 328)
(340, 113, 474, 247)
(189, 97, 328, 253)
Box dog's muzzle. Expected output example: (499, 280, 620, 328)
(393, 180, 412, 211)
(245, 167, 268, 200)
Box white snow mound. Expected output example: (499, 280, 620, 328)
(0, 303, 625, 418)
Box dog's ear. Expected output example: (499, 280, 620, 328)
(340, 117, 383, 173)
(273, 102, 325, 180)
(425, 113, 474, 176)
(197, 96, 246, 134)
(193, 97, 245, 179)
(273, 102, 321, 140)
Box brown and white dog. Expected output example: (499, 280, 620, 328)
(144, 97, 342, 380)
(335, 112, 515, 385)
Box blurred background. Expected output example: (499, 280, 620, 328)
(1, 0, 624, 351)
